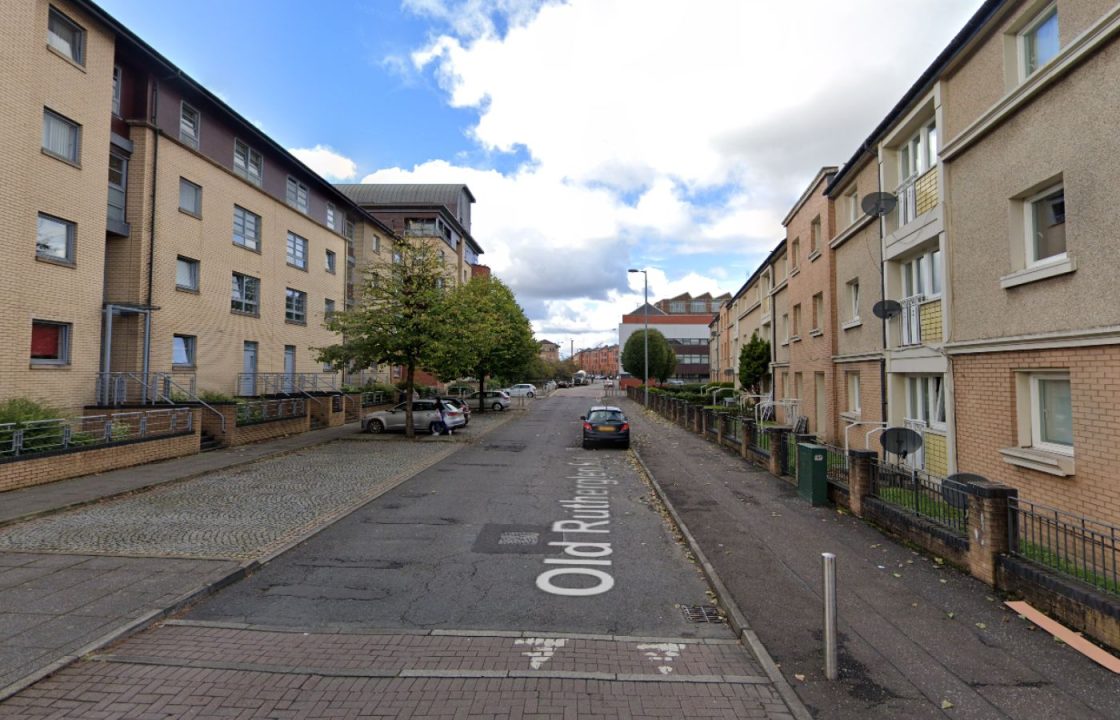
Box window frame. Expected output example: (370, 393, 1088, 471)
(847, 372, 861, 414)
(179, 102, 200, 149)
(42, 108, 80, 164)
(30, 320, 71, 366)
(286, 232, 308, 270)
(810, 216, 821, 254)
(286, 176, 309, 214)
(845, 187, 860, 226)
(178, 177, 202, 217)
(232, 205, 261, 252)
(791, 304, 802, 339)
(172, 334, 197, 368)
(325, 249, 336, 274)
(811, 292, 824, 332)
(790, 238, 800, 271)
(1029, 371, 1073, 455)
(230, 272, 260, 315)
(47, 7, 85, 65)
(285, 287, 308, 325)
(326, 202, 336, 230)
(905, 375, 946, 430)
(112, 66, 122, 116)
(36, 213, 75, 264)
(176, 256, 199, 291)
(1025, 183, 1065, 267)
(847, 279, 860, 322)
(233, 139, 263, 186)
(1019, 4, 1059, 79)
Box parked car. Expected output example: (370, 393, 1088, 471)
(508, 383, 537, 398)
(467, 390, 510, 411)
(603, 379, 614, 388)
(666, 379, 686, 386)
(439, 396, 471, 425)
(581, 405, 630, 449)
(364, 400, 445, 434)
(557, 380, 571, 389)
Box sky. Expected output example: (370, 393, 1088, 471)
(100, 0, 984, 357)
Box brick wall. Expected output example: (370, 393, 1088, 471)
(953, 345, 1120, 526)
(200, 402, 310, 447)
(833, 360, 883, 449)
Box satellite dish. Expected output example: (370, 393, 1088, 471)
(880, 427, 923, 459)
(945, 473, 985, 510)
(861, 192, 897, 217)
(872, 300, 902, 320)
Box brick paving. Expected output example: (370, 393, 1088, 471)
(0, 624, 794, 719)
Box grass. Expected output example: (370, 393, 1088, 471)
(1015, 539, 1120, 596)
(876, 486, 967, 531)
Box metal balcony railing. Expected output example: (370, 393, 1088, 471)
(894, 167, 938, 228)
(899, 295, 925, 347)
(235, 372, 339, 397)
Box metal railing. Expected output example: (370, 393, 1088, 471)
(96, 371, 196, 406)
(870, 461, 967, 536)
(235, 398, 306, 427)
(1009, 499, 1119, 596)
(0, 408, 194, 458)
(235, 372, 339, 397)
(894, 166, 938, 227)
(777, 431, 793, 475)
(360, 391, 389, 407)
(822, 444, 849, 490)
(704, 409, 718, 440)
(724, 415, 742, 445)
(899, 294, 925, 347)
(749, 422, 770, 458)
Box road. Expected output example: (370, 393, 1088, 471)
(0, 385, 798, 719)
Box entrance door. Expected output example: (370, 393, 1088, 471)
(814, 372, 826, 439)
(240, 341, 258, 396)
(283, 345, 296, 393)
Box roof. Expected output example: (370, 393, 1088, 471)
(334, 184, 476, 208)
(629, 302, 668, 316)
(781, 166, 839, 227)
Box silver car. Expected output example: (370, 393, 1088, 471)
(363, 400, 443, 434)
(467, 390, 510, 411)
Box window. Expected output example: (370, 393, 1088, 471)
(781, 313, 789, 344)
(112, 66, 121, 116)
(30, 320, 70, 365)
(845, 187, 860, 226)
(669, 301, 686, 313)
(42, 109, 80, 163)
(324, 298, 335, 318)
(790, 238, 800, 270)
(233, 139, 262, 186)
(1021, 6, 1059, 77)
(176, 256, 199, 290)
(847, 279, 860, 322)
(811, 293, 823, 332)
(1030, 373, 1072, 453)
(372, 235, 381, 253)
(286, 176, 309, 213)
(179, 103, 200, 149)
(794, 372, 803, 400)
(846, 372, 861, 414)
(108, 153, 127, 225)
(325, 249, 336, 273)
(179, 178, 201, 217)
(1027, 185, 1065, 264)
(286, 232, 308, 269)
(47, 7, 84, 65)
(792, 304, 802, 338)
(172, 334, 196, 367)
(232, 206, 260, 251)
(902, 247, 942, 298)
(392, 250, 402, 264)
(405, 218, 436, 236)
(782, 371, 790, 398)
(231, 272, 259, 315)
(906, 375, 946, 428)
(344, 219, 355, 242)
(285, 288, 307, 324)
(326, 203, 336, 230)
(36, 213, 74, 262)
(810, 217, 821, 253)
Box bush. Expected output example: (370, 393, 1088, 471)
(0, 397, 62, 424)
(197, 390, 236, 404)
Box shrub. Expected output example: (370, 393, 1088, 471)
(197, 390, 236, 404)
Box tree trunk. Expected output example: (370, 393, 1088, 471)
(477, 370, 486, 414)
(404, 361, 416, 438)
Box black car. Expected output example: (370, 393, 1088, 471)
(581, 406, 630, 449)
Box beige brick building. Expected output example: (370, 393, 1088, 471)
(1, 0, 398, 414)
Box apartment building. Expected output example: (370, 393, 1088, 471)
(538, 339, 560, 364)
(824, 151, 886, 450)
(574, 345, 618, 377)
(781, 168, 839, 441)
(335, 183, 483, 289)
(3, 0, 390, 413)
(618, 293, 728, 382)
(940, 0, 1120, 524)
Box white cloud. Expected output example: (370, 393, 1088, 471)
(390, 0, 984, 352)
(289, 145, 359, 181)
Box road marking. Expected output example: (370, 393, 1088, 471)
(637, 642, 686, 674)
(537, 460, 617, 596)
(514, 637, 567, 669)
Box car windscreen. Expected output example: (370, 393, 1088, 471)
(587, 410, 624, 423)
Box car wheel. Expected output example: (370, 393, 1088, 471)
(582, 439, 591, 450)
(367, 420, 384, 434)
(492, 402, 503, 411)
(527, 392, 535, 398)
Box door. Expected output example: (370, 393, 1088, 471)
(283, 345, 296, 393)
(240, 341, 258, 396)
(814, 373, 826, 439)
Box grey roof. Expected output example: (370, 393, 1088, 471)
(629, 302, 668, 316)
(334, 184, 476, 207)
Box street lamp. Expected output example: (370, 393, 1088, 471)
(628, 268, 649, 407)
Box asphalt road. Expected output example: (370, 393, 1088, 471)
(187, 384, 730, 640)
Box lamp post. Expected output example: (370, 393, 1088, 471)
(628, 268, 649, 406)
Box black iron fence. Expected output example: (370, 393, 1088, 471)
(1009, 498, 1119, 596)
(776, 431, 793, 475)
(704, 409, 717, 440)
(870, 461, 968, 536)
(822, 444, 849, 490)
(748, 422, 770, 458)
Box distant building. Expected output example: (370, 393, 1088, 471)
(574, 345, 618, 377)
(618, 293, 729, 382)
(538, 339, 560, 364)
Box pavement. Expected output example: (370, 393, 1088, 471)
(621, 397, 1119, 719)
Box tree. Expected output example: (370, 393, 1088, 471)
(426, 276, 537, 412)
(738, 332, 771, 394)
(316, 236, 446, 437)
(622, 329, 676, 384)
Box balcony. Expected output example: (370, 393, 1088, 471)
(894, 167, 938, 229)
(898, 296, 942, 348)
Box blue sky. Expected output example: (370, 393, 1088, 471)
(99, 0, 984, 356)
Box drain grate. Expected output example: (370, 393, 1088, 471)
(681, 605, 727, 623)
(498, 531, 540, 545)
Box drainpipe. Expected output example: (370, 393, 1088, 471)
(144, 78, 160, 386)
(877, 151, 889, 428)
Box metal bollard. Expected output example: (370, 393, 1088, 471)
(822, 552, 838, 680)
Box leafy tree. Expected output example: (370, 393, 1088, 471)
(426, 276, 537, 412)
(316, 237, 446, 437)
(622, 329, 676, 384)
(738, 332, 771, 394)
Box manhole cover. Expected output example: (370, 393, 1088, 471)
(681, 605, 726, 623)
(498, 531, 539, 545)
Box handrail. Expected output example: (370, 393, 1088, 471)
(845, 420, 887, 456)
(155, 375, 226, 434)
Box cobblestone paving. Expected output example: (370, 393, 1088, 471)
(0, 440, 460, 562)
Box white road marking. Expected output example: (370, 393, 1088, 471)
(514, 637, 568, 669)
(636, 642, 686, 674)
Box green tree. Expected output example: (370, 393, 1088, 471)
(738, 332, 771, 394)
(622, 329, 676, 384)
(426, 276, 537, 412)
(316, 237, 446, 437)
